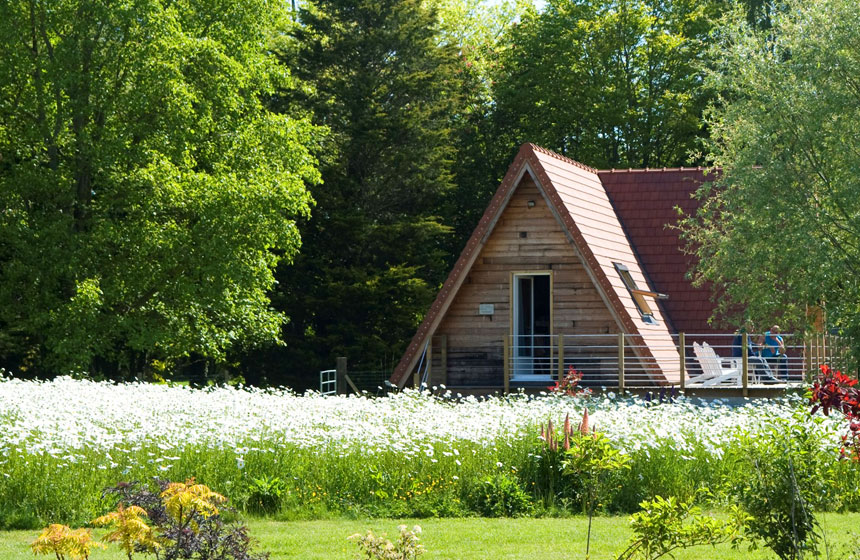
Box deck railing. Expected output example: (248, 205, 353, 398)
(501, 332, 852, 393)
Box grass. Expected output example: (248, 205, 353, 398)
(3, 514, 859, 560)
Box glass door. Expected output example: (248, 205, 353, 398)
(512, 273, 551, 379)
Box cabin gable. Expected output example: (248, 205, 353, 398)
(438, 176, 618, 387)
(391, 143, 681, 389)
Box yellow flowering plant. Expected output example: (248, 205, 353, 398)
(160, 478, 227, 529)
(92, 503, 160, 560)
(31, 523, 104, 560)
(31, 479, 267, 560)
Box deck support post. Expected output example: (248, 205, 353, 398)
(558, 334, 565, 381)
(618, 333, 625, 392)
(503, 336, 510, 394)
(439, 335, 448, 387)
(336, 357, 347, 395)
(815, 334, 827, 371)
(742, 333, 749, 397)
(678, 332, 686, 392)
(426, 338, 432, 388)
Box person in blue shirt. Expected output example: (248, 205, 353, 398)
(758, 325, 788, 380)
(732, 323, 778, 383)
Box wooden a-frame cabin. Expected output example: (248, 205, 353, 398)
(390, 143, 720, 391)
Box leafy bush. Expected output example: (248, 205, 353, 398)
(723, 418, 831, 560)
(467, 472, 534, 518)
(810, 364, 860, 461)
(102, 478, 269, 560)
(245, 476, 286, 515)
(616, 494, 748, 560)
(348, 525, 424, 560)
(548, 367, 591, 397)
(30, 524, 101, 560)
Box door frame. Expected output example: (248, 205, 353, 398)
(509, 271, 554, 380)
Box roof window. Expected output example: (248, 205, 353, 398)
(613, 263, 663, 325)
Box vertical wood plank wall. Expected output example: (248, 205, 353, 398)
(431, 178, 619, 387)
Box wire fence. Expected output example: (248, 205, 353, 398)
(347, 370, 393, 394)
(504, 332, 852, 389)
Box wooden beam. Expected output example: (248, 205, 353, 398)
(679, 332, 686, 392)
(426, 337, 432, 387)
(344, 374, 360, 394)
(742, 333, 749, 397)
(336, 357, 347, 395)
(439, 334, 448, 386)
(557, 333, 564, 380)
(503, 336, 510, 394)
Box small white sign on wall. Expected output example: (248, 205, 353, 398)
(478, 303, 495, 316)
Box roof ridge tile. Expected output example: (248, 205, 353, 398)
(527, 143, 599, 174)
(598, 166, 710, 174)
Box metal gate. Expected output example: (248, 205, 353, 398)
(319, 369, 337, 395)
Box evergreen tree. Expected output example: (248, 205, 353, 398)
(265, 0, 462, 386)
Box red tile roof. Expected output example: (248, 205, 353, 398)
(598, 168, 720, 336)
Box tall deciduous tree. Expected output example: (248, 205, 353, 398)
(490, 0, 724, 169)
(682, 0, 860, 340)
(268, 0, 462, 384)
(434, 0, 535, 251)
(0, 0, 322, 376)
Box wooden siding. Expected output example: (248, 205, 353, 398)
(433, 178, 619, 387)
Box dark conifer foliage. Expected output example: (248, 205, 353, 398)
(266, 0, 463, 386)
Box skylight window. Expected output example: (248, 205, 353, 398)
(613, 263, 662, 325)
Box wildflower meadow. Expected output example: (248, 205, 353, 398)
(1, 374, 859, 530)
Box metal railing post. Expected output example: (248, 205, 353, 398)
(679, 332, 686, 392)
(618, 333, 625, 391)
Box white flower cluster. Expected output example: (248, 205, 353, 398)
(0, 377, 845, 466)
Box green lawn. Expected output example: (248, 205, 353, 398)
(4, 514, 860, 559)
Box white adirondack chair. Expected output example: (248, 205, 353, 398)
(687, 342, 741, 387)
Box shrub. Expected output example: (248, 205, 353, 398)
(467, 472, 534, 518)
(348, 524, 424, 560)
(92, 504, 159, 558)
(548, 366, 591, 397)
(723, 418, 830, 560)
(102, 478, 269, 560)
(615, 494, 748, 560)
(30, 524, 102, 560)
(245, 476, 287, 515)
(810, 364, 860, 461)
